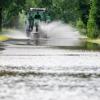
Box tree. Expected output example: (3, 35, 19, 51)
(78, 0, 90, 25)
(0, 0, 12, 31)
(6, 0, 25, 28)
(35, 0, 79, 22)
(96, 0, 100, 29)
(0, 0, 25, 31)
(0, 7, 2, 31)
(87, 0, 97, 38)
(25, 0, 36, 10)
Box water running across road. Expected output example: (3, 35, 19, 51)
(0, 22, 100, 100)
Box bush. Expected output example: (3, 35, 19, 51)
(87, 18, 97, 38)
(76, 18, 86, 34)
(87, 0, 98, 38)
(18, 12, 26, 30)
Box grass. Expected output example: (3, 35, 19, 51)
(0, 35, 10, 41)
(0, 28, 14, 42)
(87, 38, 100, 45)
(0, 29, 11, 41)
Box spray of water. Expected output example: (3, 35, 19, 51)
(40, 21, 82, 39)
(39, 21, 84, 46)
(4, 21, 82, 40)
(3, 21, 85, 46)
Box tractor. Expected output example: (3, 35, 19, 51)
(25, 8, 51, 45)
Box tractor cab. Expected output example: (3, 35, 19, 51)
(29, 8, 48, 21)
(26, 8, 50, 32)
(26, 8, 51, 44)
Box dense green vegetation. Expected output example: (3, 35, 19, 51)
(87, 0, 97, 38)
(78, 0, 100, 38)
(0, 0, 100, 38)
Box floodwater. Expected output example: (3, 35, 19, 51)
(0, 22, 100, 100)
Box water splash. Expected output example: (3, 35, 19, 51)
(4, 21, 84, 40)
(40, 21, 82, 39)
(3, 21, 86, 46)
(39, 21, 85, 46)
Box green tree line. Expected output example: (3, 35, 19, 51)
(0, 0, 100, 38)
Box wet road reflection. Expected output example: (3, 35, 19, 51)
(0, 44, 100, 100)
(0, 37, 100, 100)
(0, 71, 100, 100)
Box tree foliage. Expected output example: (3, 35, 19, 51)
(87, 0, 98, 38)
(0, 0, 100, 38)
(0, 0, 25, 30)
(34, 0, 79, 23)
(0, 0, 13, 31)
(78, 0, 90, 25)
(96, 0, 100, 29)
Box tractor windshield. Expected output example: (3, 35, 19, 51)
(25, 8, 51, 38)
(27, 8, 51, 23)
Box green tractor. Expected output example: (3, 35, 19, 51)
(26, 8, 51, 44)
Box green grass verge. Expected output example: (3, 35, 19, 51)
(0, 35, 10, 41)
(87, 38, 100, 45)
(0, 28, 13, 42)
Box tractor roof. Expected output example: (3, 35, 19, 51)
(30, 8, 46, 12)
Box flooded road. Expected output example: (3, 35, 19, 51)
(0, 44, 100, 100)
(0, 23, 100, 100)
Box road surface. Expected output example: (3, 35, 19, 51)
(0, 42, 100, 100)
